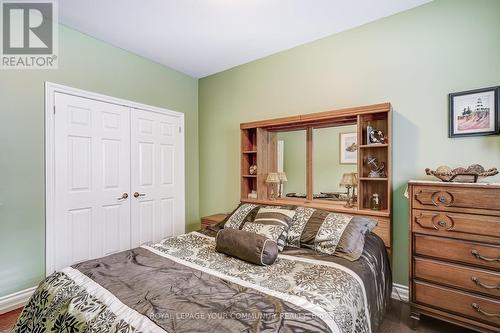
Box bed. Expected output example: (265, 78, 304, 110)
(14, 210, 391, 333)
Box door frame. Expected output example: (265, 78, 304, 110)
(45, 82, 185, 275)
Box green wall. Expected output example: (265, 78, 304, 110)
(0, 25, 199, 297)
(199, 0, 500, 286)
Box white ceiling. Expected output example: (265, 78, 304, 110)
(59, 0, 431, 78)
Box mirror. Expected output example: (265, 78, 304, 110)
(276, 130, 306, 198)
(313, 125, 357, 202)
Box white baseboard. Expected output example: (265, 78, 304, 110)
(0, 287, 36, 314)
(391, 283, 409, 302)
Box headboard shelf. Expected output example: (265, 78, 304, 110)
(239, 102, 393, 249)
(359, 143, 388, 149)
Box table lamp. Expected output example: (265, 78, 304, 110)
(340, 172, 358, 208)
(277, 172, 288, 198)
(266, 172, 280, 200)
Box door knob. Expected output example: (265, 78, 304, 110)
(133, 192, 146, 198)
(117, 193, 128, 200)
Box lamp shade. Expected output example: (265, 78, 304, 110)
(266, 172, 280, 183)
(278, 172, 288, 182)
(339, 172, 357, 186)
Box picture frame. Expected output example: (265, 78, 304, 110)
(339, 132, 357, 164)
(449, 86, 500, 138)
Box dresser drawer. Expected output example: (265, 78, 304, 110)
(414, 281, 500, 327)
(414, 257, 500, 298)
(414, 235, 500, 271)
(412, 185, 500, 213)
(413, 210, 500, 241)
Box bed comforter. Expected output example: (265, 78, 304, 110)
(14, 229, 391, 333)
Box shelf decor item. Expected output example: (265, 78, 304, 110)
(365, 155, 386, 178)
(370, 193, 380, 211)
(340, 172, 357, 208)
(249, 164, 257, 175)
(266, 172, 280, 200)
(449, 86, 500, 138)
(248, 190, 257, 199)
(369, 128, 386, 144)
(366, 123, 372, 144)
(425, 164, 499, 183)
(366, 122, 386, 144)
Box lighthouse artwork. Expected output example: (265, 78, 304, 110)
(457, 97, 490, 131)
(449, 87, 499, 137)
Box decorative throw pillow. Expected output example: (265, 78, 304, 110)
(223, 203, 260, 230)
(335, 216, 377, 261)
(215, 228, 278, 266)
(286, 206, 377, 259)
(310, 212, 353, 255)
(241, 207, 296, 251)
(286, 206, 320, 248)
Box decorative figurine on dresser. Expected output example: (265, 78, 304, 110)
(408, 180, 500, 333)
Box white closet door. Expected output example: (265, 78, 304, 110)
(54, 93, 131, 270)
(130, 109, 183, 246)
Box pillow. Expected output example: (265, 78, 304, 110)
(215, 228, 278, 265)
(223, 203, 260, 229)
(335, 216, 377, 261)
(308, 212, 354, 255)
(287, 206, 377, 258)
(241, 207, 296, 251)
(286, 207, 352, 255)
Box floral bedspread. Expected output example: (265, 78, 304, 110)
(14, 232, 372, 333)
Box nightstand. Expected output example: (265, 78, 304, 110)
(201, 214, 228, 230)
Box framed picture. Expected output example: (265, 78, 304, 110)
(449, 86, 500, 138)
(339, 132, 357, 164)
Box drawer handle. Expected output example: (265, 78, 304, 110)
(471, 250, 500, 263)
(471, 303, 500, 318)
(438, 196, 447, 203)
(437, 220, 447, 228)
(471, 277, 500, 290)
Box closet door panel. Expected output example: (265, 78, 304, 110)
(54, 93, 131, 271)
(131, 109, 180, 246)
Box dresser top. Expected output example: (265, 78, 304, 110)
(408, 179, 500, 188)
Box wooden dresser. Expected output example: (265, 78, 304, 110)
(408, 181, 500, 332)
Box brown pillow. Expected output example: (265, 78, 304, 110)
(335, 216, 377, 261)
(215, 228, 278, 265)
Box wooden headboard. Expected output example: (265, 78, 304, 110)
(239, 103, 392, 249)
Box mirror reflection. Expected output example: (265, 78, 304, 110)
(276, 130, 306, 198)
(313, 125, 357, 202)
